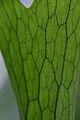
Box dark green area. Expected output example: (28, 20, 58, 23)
(0, 0, 80, 120)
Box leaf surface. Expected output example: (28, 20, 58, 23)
(0, 0, 80, 120)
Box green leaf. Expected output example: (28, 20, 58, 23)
(0, 0, 80, 120)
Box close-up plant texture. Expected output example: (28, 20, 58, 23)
(0, 0, 80, 120)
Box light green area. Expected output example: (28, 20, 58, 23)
(0, 0, 80, 120)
